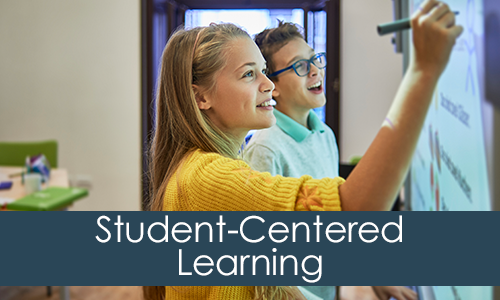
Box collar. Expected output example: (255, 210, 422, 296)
(274, 109, 325, 143)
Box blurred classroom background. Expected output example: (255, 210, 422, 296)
(0, 0, 401, 212)
(0, 0, 407, 299)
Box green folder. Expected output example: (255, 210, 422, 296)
(7, 187, 88, 211)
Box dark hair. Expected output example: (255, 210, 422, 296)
(254, 21, 305, 80)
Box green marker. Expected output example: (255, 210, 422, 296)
(377, 11, 459, 36)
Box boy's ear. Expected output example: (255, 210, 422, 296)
(272, 88, 280, 99)
(271, 79, 280, 98)
(192, 85, 211, 110)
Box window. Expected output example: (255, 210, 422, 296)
(184, 9, 326, 122)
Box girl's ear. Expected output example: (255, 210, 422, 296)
(193, 85, 211, 110)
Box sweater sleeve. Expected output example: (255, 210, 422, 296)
(178, 151, 343, 212)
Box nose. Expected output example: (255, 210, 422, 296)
(261, 74, 275, 93)
(309, 62, 320, 78)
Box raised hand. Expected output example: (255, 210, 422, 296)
(411, 0, 464, 76)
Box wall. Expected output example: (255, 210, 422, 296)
(0, 0, 141, 211)
(340, 0, 403, 162)
(0, 0, 404, 209)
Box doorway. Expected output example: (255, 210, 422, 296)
(141, 0, 340, 207)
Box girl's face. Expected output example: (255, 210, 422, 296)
(198, 37, 276, 141)
(271, 38, 326, 113)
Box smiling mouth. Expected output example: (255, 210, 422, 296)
(256, 99, 276, 107)
(307, 81, 322, 91)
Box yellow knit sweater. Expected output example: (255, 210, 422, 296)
(163, 149, 344, 299)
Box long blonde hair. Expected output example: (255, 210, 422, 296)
(147, 23, 245, 212)
(144, 23, 295, 300)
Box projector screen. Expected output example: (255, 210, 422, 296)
(404, 0, 498, 299)
(408, 0, 491, 212)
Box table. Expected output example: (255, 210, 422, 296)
(0, 166, 73, 300)
(0, 166, 69, 201)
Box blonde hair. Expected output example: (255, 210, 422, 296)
(144, 23, 295, 300)
(147, 23, 246, 212)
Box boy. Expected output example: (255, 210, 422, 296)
(245, 22, 338, 180)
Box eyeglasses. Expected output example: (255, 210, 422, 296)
(267, 52, 327, 78)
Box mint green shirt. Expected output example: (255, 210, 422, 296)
(244, 109, 339, 179)
(244, 109, 339, 300)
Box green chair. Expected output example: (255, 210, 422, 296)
(0, 140, 58, 168)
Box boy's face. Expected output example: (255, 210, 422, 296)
(271, 38, 326, 112)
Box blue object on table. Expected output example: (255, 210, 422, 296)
(0, 181, 13, 190)
(26, 154, 51, 183)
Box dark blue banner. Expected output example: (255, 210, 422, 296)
(1, 212, 499, 286)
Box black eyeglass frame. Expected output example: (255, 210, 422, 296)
(267, 52, 327, 78)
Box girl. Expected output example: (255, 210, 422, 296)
(144, 0, 463, 299)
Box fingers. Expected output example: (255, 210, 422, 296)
(415, 1, 462, 39)
(381, 286, 418, 300)
(449, 24, 464, 39)
(401, 287, 418, 300)
(389, 290, 406, 300)
(425, 2, 451, 23)
(371, 286, 384, 300)
(372, 286, 408, 300)
(410, 0, 461, 75)
(437, 11, 456, 28)
(413, 0, 439, 19)
(411, 0, 450, 30)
